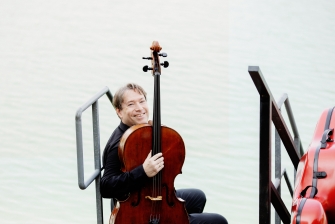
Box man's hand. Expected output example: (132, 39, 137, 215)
(143, 151, 164, 177)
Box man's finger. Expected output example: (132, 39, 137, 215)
(146, 150, 152, 159)
(151, 152, 163, 160)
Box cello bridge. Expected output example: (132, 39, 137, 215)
(145, 196, 162, 201)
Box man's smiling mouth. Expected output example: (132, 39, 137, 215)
(135, 113, 145, 118)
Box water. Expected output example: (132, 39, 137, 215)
(1, 0, 335, 223)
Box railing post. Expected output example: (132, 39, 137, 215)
(92, 101, 103, 224)
(259, 93, 272, 224)
(275, 95, 285, 224)
(275, 128, 281, 224)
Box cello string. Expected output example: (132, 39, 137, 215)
(150, 48, 163, 222)
(158, 167, 162, 219)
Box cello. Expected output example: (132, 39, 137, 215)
(109, 41, 189, 224)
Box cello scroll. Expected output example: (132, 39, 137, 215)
(142, 41, 169, 75)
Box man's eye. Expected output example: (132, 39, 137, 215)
(128, 103, 134, 107)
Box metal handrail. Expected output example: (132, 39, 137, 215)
(75, 86, 113, 224)
(277, 93, 304, 157)
(274, 94, 304, 224)
(273, 169, 293, 197)
(248, 66, 301, 224)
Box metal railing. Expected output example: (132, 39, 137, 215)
(274, 93, 304, 224)
(75, 86, 113, 224)
(248, 66, 302, 224)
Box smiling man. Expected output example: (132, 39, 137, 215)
(100, 83, 228, 224)
(115, 86, 149, 127)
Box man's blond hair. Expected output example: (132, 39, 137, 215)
(113, 83, 147, 110)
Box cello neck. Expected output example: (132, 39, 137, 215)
(143, 41, 169, 155)
(152, 68, 161, 156)
(143, 41, 169, 156)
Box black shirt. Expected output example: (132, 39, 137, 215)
(100, 122, 149, 199)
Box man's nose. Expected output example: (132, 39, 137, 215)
(135, 102, 143, 110)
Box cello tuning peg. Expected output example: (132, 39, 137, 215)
(142, 57, 152, 60)
(160, 61, 169, 68)
(158, 53, 167, 57)
(143, 65, 153, 72)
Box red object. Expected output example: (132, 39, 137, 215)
(291, 108, 335, 223)
(291, 198, 327, 224)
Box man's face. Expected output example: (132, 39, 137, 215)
(116, 89, 149, 126)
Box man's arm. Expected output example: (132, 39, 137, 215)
(100, 138, 165, 199)
(100, 146, 148, 199)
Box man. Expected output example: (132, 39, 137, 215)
(100, 83, 228, 224)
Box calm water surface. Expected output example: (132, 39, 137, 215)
(1, 1, 335, 223)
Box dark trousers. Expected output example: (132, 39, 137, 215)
(176, 188, 228, 224)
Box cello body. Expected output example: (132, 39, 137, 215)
(109, 124, 189, 224)
(291, 108, 335, 224)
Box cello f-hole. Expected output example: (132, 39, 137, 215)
(131, 189, 141, 207)
(163, 184, 175, 207)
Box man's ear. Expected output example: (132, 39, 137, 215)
(116, 108, 122, 119)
